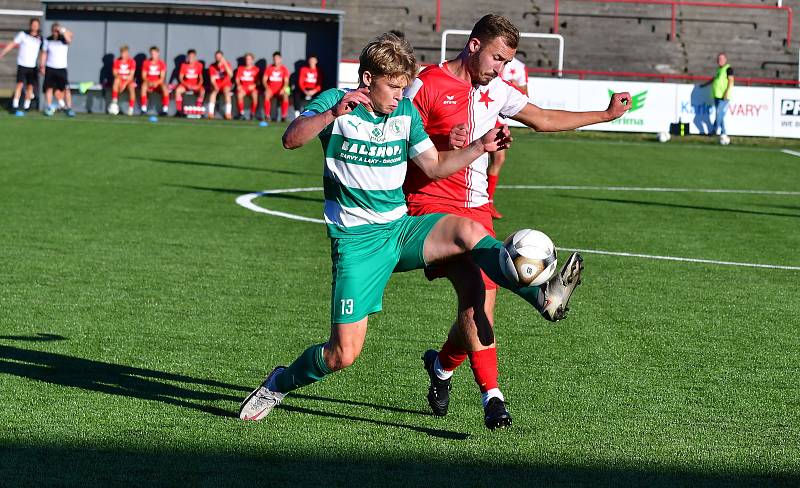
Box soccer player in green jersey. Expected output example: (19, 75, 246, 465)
(240, 33, 547, 421)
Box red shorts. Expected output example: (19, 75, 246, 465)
(180, 82, 202, 92)
(117, 78, 135, 90)
(238, 84, 257, 95)
(267, 84, 285, 96)
(145, 80, 165, 91)
(407, 202, 497, 290)
(213, 79, 232, 90)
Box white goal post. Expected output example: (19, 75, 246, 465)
(440, 30, 564, 77)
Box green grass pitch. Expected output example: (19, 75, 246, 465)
(1, 114, 799, 486)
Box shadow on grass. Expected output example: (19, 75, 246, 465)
(127, 156, 313, 175)
(0, 341, 466, 438)
(0, 443, 796, 487)
(558, 195, 800, 219)
(167, 184, 324, 203)
(0, 333, 67, 342)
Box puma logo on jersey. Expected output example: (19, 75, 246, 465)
(347, 120, 361, 130)
(443, 95, 457, 105)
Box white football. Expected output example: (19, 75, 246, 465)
(501, 229, 558, 286)
(107, 102, 119, 115)
(657, 131, 671, 143)
(719, 134, 730, 145)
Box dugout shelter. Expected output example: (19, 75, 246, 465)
(41, 0, 344, 112)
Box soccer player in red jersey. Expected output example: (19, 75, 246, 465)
(111, 45, 136, 116)
(207, 50, 233, 119)
(139, 46, 169, 115)
(262, 51, 289, 121)
(293, 54, 322, 118)
(484, 56, 529, 219)
(235, 53, 260, 120)
(405, 14, 631, 429)
(174, 49, 205, 115)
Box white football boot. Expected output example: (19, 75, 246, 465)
(239, 366, 287, 421)
(539, 252, 584, 322)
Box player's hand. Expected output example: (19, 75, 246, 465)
(449, 123, 468, 149)
(479, 125, 512, 153)
(331, 87, 371, 117)
(606, 92, 631, 120)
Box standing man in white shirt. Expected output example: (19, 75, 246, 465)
(41, 23, 75, 117)
(487, 56, 528, 219)
(0, 18, 43, 116)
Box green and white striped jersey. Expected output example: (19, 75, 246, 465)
(302, 88, 434, 237)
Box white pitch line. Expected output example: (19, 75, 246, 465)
(498, 185, 800, 196)
(781, 149, 800, 158)
(235, 187, 325, 224)
(559, 248, 800, 271)
(235, 187, 800, 272)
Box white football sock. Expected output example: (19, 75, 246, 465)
(12, 97, 19, 109)
(225, 103, 232, 115)
(433, 356, 453, 381)
(57, 99, 65, 109)
(23, 98, 31, 109)
(208, 102, 215, 114)
(481, 388, 505, 407)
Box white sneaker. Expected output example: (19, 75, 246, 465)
(126, 107, 134, 116)
(239, 366, 287, 421)
(539, 252, 584, 322)
(141, 105, 147, 113)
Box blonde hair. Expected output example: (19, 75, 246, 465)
(358, 32, 417, 84)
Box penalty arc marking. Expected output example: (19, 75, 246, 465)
(235, 187, 800, 271)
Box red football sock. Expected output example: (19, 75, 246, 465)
(438, 336, 467, 371)
(161, 95, 169, 108)
(237, 100, 244, 114)
(281, 98, 289, 118)
(468, 347, 499, 393)
(196, 95, 204, 106)
(140, 95, 147, 107)
(128, 98, 135, 109)
(264, 100, 271, 119)
(487, 174, 499, 201)
(111, 89, 118, 101)
(175, 96, 183, 112)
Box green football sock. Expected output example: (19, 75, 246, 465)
(471, 235, 543, 310)
(272, 343, 332, 394)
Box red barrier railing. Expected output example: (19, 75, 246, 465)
(526, 67, 800, 86)
(553, 0, 793, 45)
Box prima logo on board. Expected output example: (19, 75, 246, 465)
(781, 99, 800, 116)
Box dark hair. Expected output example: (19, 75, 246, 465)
(30, 18, 39, 26)
(273, 51, 281, 57)
(388, 29, 405, 39)
(308, 54, 318, 60)
(187, 49, 197, 55)
(215, 50, 223, 56)
(469, 14, 519, 49)
(150, 46, 159, 52)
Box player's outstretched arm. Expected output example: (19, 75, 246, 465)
(512, 92, 631, 132)
(0, 41, 18, 59)
(413, 126, 512, 180)
(282, 88, 371, 149)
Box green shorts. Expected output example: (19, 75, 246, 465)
(329, 213, 445, 324)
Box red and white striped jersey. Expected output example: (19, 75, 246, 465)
(501, 57, 528, 89)
(404, 62, 528, 209)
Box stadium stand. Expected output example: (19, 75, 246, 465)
(1, 0, 797, 90)
(236, 0, 800, 82)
